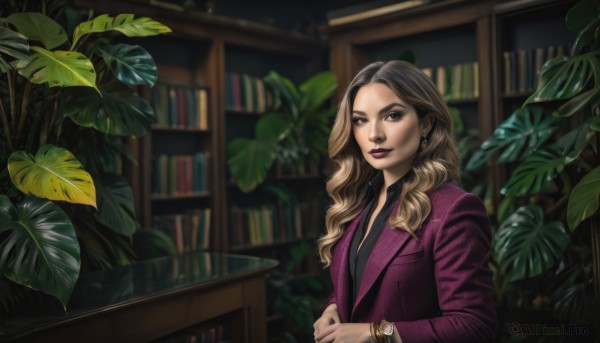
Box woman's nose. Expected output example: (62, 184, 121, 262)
(368, 123, 384, 143)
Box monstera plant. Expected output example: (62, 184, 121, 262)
(0, 1, 170, 311)
(467, 0, 599, 329)
(227, 70, 337, 193)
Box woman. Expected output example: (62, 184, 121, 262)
(313, 60, 497, 343)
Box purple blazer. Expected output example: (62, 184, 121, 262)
(326, 183, 497, 342)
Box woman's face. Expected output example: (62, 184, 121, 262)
(351, 82, 428, 182)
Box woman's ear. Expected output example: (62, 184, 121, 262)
(420, 114, 434, 137)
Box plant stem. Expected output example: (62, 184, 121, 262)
(16, 82, 31, 142)
(6, 71, 17, 148)
(0, 96, 13, 151)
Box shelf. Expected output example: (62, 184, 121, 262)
(151, 192, 211, 201)
(152, 125, 211, 133)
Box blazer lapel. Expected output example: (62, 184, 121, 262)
(352, 202, 413, 316)
(332, 214, 362, 323)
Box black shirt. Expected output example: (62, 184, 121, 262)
(348, 172, 405, 305)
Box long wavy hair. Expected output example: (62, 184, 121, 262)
(317, 60, 460, 267)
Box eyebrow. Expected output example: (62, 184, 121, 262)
(352, 102, 407, 116)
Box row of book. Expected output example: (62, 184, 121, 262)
(228, 200, 324, 247)
(502, 44, 569, 95)
(151, 84, 209, 130)
(153, 322, 226, 343)
(421, 61, 479, 102)
(153, 208, 212, 254)
(224, 71, 273, 113)
(152, 152, 210, 196)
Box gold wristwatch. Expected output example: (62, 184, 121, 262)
(379, 319, 394, 339)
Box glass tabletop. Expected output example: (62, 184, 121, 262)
(0, 252, 278, 340)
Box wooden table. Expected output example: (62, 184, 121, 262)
(0, 252, 278, 343)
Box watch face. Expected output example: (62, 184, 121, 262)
(382, 322, 393, 336)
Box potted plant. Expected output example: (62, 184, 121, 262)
(0, 1, 171, 312)
(226, 70, 337, 193)
(467, 0, 599, 335)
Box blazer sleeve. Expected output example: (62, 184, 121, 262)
(395, 192, 497, 343)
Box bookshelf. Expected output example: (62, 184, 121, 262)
(326, 0, 576, 209)
(69, 0, 325, 341)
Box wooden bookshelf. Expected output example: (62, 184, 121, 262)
(326, 0, 575, 209)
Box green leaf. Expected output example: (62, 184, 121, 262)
(61, 81, 153, 136)
(16, 46, 97, 90)
(256, 112, 292, 141)
(8, 144, 97, 208)
(567, 165, 600, 231)
(132, 228, 176, 260)
(494, 204, 568, 282)
(227, 137, 277, 193)
(465, 106, 558, 171)
(591, 116, 600, 131)
(555, 121, 591, 160)
(449, 106, 464, 135)
(264, 70, 299, 117)
(566, 0, 600, 33)
(72, 14, 171, 49)
(7, 12, 67, 50)
(554, 88, 600, 117)
(298, 71, 337, 113)
(501, 146, 566, 196)
(94, 174, 137, 236)
(525, 50, 600, 105)
(97, 43, 157, 86)
(0, 27, 29, 74)
(0, 195, 80, 309)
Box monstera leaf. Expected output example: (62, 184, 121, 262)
(494, 205, 569, 282)
(502, 121, 590, 197)
(0, 27, 29, 74)
(61, 81, 153, 136)
(264, 71, 300, 117)
(7, 12, 67, 50)
(72, 14, 171, 49)
(8, 144, 96, 208)
(16, 46, 97, 90)
(466, 106, 558, 171)
(0, 195, 80, 309)
(94, 174, 137, 236)
(298, 71, 337, 113)
(568, 165, 600, 231)
(524, 50, 600, 117)
(97, 43, 158, 86)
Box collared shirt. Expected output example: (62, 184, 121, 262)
(348, 172, 405, 305)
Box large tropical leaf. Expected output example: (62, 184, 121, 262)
(7, 12, 67, 50)
(16, 46, 97, 90)
(61, 81, 153, 136)
(501, 146, 567, 196)
(72, 14, 171, 49)
(568, 165, 600, 231)
(465, 106, 558, 171)
(552, 262, 594, 324)
(97, 43, 157, 86)
(298, 71, 337, 112)
(227, 137, 277, 193)
(94, 174, 137, 236)
(524, 50, 600, 112)
(132, 228, 176, 260)
(0, 195, 80, 309)
(264, 71, 300, 117)
(8, 144, 97, 208)
(494, 204, 568, 282)
(566, 0, 600, 33)
(0, 27, 29, 74)
(256, 112, 292, 140)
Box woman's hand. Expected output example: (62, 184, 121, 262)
(313, 303, 340, 340)
(315, 322, 372, 343)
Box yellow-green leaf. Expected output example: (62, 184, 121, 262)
(8, 145, 97, 208)
(7, 12, 67, 50)
(16, 46, 97, 91)
(72, 14, 171, 49)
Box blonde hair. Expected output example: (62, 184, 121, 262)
(317, 60, 460, 267)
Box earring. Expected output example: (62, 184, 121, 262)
(421, 136, 428, 149)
